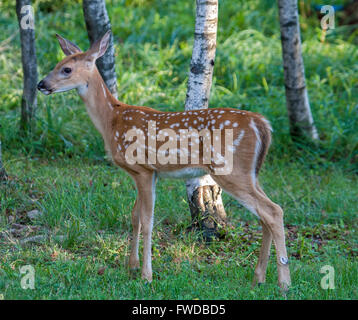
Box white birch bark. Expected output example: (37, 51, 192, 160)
(278, 0, 318, 140)
(185, 0, 226, 240)
(83, 0, 118, 98)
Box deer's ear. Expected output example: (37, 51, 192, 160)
(56, 34, 82, 56)
(86, 30, 111, 62)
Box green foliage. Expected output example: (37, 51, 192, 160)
(0, 0, 356, 171)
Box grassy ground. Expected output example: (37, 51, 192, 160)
(0, 0, 357, 299)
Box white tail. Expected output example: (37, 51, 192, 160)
(38, 32, 291, 289)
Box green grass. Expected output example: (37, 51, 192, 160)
(0, 158, 357, 299)
(0, 0, 357, 299)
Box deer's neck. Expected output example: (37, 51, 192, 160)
(77, 68, 117, 142)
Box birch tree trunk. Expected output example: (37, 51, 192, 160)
(278, 0, 318, 140)
(0, 141, 7, 181)
(82, 0, 118, 98)
(185, 0, 227, 241)
(16, 0, 38, 132)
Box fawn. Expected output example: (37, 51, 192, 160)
(37, 31, 291, 289)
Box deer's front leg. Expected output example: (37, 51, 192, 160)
(252, 220, 272, 286)
(134, 172, 157, 282)
(129, 199, 141, 270)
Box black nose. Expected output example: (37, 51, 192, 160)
(37, 80, 45, 90)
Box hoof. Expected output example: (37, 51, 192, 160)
(129, 267, 140, 279)
(252, 277, 266, 289)
(279, 281, 291, 293)
(141, 273, 153, 283)
(128, 258, 140, 270)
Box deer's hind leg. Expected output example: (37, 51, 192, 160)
(211, 173, 291, 290)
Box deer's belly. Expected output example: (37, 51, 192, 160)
(157, 168, 207, 179)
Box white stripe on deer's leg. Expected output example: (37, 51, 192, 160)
(249, 119, 261, 186)
(101, 83, 107, 98)
(228, 191, 259, 218)
(143, 173, 156, 280)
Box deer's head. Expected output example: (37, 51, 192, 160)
(37, 31, 111, 95)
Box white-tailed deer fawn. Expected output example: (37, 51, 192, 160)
(38, 31, 291, 289)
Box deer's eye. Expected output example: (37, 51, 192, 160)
(63, 67, 72, 75)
